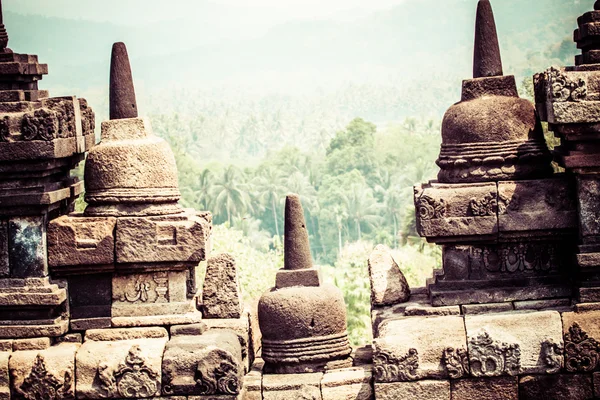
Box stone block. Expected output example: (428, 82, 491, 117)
(9, 216, 47, 278)
(450, 376, 517, 400)
(0, 352, 8, 400)
(497, 179, 577, 235)
(0, 318, 69, 339)
(12, 337, 50, 351)
(322, 366, 373, 400)
(162, 329, 243, 396)
(111, 311, 203, 328)
(275, 267, 322, 289)
(414, 182, 498, 242)
(548, 100, 600, 124)
(202, 253, 243, 318)
(561, 310, 600, 372)
(112, 270, 188, 316)
(0, 341, 11, 352)
(76, 328, 168, 399)
(68, 273, 112, 319)
(374, 315, 467, 381)
(170, 322, 207, 336)
(375, 380, 450, 400)
(368, 245, 410, 306)
(70, 317, 111, 331)
(116, 210, 209, 263)
(404, 304, 460, 316)
(263, 372, 322, 400)
(461, 302, 514, 315)
(240, 372, 262, 400)
(519, 374, 593, 400)
(56, 333, 82, 344)
(464, 311, 563, 376)
(577, 176, 600, 239)
(10, 342, 78, 400)
(0, 221, 8, 278)
(513, 298, 571, 311)
(47, 215, 116, 267)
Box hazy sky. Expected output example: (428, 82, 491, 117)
(4, 0, 409, 25)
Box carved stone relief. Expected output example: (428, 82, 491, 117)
(541, 338, 563, 374)
(544, 66, 587, 103)
(14, 354, 74, 400)
(373, 348, 419, 382)
(417, 196, 446, 220)
(564, 323, 600, 372)
(98, 345, 159, 398)
(442, 347, 470, 379)
(21, 109, 58, 141)
(469, 331, 521, 377)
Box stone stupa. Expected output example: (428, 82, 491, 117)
(258, 194, 352, 374)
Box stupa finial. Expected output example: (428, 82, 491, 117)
(0, 0, 10, 52)
(473, 0, 503, 78)
(284, 194, 313, 271)
(109, 42, 138, 120)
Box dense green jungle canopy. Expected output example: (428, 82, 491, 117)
(7, 0, 586, 343)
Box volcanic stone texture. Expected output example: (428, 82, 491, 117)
(368, 244, 410, 306)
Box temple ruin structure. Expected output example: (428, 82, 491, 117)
(4, 0, 600, 399)
(365, 0, 600, 399)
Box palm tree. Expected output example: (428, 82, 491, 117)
(342, 185, 383, 241)
(211, 165, 250, 225)
(331, 205, 349, 255)
(254, 167, 286, 237)
(191, 168, 213, 211)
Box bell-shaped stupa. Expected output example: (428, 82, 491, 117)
(84, 43, 181, 217)
(437, 0, 552, 183)
(258, 194, 352, 374)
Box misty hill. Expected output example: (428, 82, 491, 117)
(2, 0, 590, 153)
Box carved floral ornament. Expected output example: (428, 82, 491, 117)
(564, 322, 600, 372)
(14, 354, 74, 400)
(535, 66, 587, 103)
(97, 345, 160, 398)
(468, 330, 521, 377)
(469, 192, 519, 217)
(373, 347, 419, 382)
(417, 195, 446, 221)
(477, 243, 558, 274)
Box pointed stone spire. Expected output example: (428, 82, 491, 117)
(284, 194, 313, 271)
(473, 0, 503, 78)
(0, 0, 10, 52)
(109, 42, 138, 120)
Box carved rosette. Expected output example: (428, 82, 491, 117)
(468, 331, 521, 377)
(417, 195, 446, 220)
(442, 347, 470, 379)
(373, 348, 419, 382)
(14, 354, 74, 400)
(564, 323, 600, 372)
(98, 345, 159, 398)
